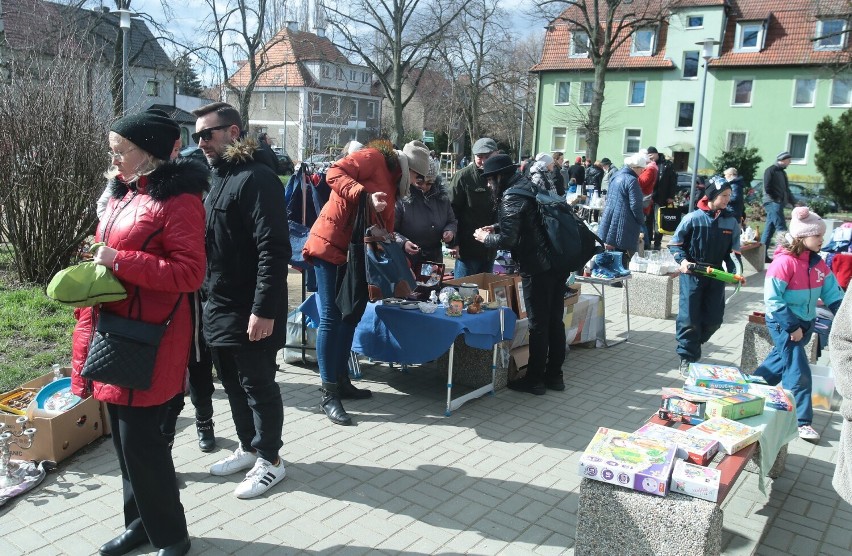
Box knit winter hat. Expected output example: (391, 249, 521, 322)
(110, 112, 180, 161)
(704, 175, 732, 201)
(535, 152, 553, 166)
(623, 153, 648, 169)
(402, 140, 431, 177)
(789, 206, 826, 238)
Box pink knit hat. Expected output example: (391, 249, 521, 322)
(789, 206, 826, 238)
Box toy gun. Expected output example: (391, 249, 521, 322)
(688, 263, 746, 285)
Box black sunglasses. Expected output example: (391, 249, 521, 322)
(192, 124, 230, 143)
(414, 173, 425, 183)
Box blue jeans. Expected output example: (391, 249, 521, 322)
(314, 258, 356, 384)
(761, 202, 787, 246)
(675, 273, 726, 362)
(453, 257, 493, 279)
(753, 317, 815, 426)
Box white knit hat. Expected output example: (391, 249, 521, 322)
(789, 207, 826, 238)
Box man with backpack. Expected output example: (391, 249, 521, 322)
(472, 154, 569, 395)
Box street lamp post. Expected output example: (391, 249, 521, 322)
(117, 7, 131, 115)
(688, 38, 720, 211)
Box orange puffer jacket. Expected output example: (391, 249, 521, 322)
(304, 148, 401, 265)
(71, 159, 208, 407)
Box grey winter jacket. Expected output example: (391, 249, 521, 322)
(831, 294, 852, 505)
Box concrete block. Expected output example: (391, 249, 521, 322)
(745, 443, 787, 479)
(740, 243, 766, 274)
(576, 478, 723, 556)
(622, 272, 676, 319)
(435, 336, 508, 391)
(740, 321, 818, 374)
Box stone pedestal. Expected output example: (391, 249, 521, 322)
(435, 337, 509, 391)
(745, 444, 787, 479)
(740, 321, 819, 374)
(621, 272, 677, 319)
(740, 243, 766, 274)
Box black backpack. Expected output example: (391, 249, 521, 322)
(506, 186, 604, 274)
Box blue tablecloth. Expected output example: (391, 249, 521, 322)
(298, 295, 516, 364)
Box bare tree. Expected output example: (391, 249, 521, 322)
(536, 0, 672, 160)
(321, 0, 468, 144)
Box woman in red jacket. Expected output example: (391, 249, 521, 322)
(304, 139, 431, 426)
(71, 112, 208, 556)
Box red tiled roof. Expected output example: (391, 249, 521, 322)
(228, 28, 350, 88)
(712, 0, 851, 67)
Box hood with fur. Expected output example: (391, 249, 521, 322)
(109, 157, 210, 200)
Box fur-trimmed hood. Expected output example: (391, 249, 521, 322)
(110, 157, 210, 200)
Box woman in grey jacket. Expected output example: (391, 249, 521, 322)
(831, 294, 852, 504)
(395, 172, 457, 268)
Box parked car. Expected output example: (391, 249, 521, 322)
(275, 152, 295, 175)
(178, 146, 207, 164)
(305, 153, 335, 166)
(746, 181, 837, 213)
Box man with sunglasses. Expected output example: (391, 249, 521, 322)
(190, 102, 291, 499)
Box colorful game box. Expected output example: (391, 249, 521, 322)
(746, 384, 794, 411)
(686, 417, 761, 455)
(578, 427, 678, 497)
(669, 459, 721, 503)
(658, 387, 723, 424)
(704, 392, 765, 421)
(687, 363, 749, 393)
(634, 423, 719, 465)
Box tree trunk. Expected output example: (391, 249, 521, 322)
(586, 64, 608, 162)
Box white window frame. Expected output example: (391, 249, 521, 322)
(331, 97, 341, 116)
(311, 94, 321, 115)
(261, 93, 268, 109)
(367, 101, 376, 119)
(631, 28, 656, 56)
(624, 128, 642, 154)
(321, 65, 330, 79)
(793, 78, 817, 107)
(686, 15, 704, 29)
(349, 99, 358, 119)
(676, 102, 695, 129)
(831, 77, 852, 107)
(349, 69, 357, 81)
(555, 81, 571, 105)
(335, 67, 344, 80)
(361, 71, 370, 83)
(311, 129, 321, 150)
(727, 131, 749, 150)
(787, 133, 809, 164)
(575, 129, 588, 154)
(815, 19, 847, 51)
(735, 21, 764, 52)
(731, 78, 754, 106)
(145, 79, 159, 96)
(579, 81, 593, 105)
(551, 126, 567, 151)
(628, 80, 646, 106)
(682, 50, 699, 79)
(570, 31, 590, 57)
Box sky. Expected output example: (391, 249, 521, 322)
(90, 0, 547, 87)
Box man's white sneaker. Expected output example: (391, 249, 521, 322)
(234, 457, 286, 499)
(210, 445, 257, 476)
(798, 424, 820, 441)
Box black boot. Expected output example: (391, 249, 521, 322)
(320, 382, 352, 426)
(196, 418, 216, 452)
(156, 535, 191, 556)
(99, 524, 149, 556)
(338, 370, 372, 399)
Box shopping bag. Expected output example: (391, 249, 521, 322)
(657, 204, 682, 235)
(283, 309, 317, 363)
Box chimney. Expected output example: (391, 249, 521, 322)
(314, 25, 325, 38)
(286, 20, 298, 32)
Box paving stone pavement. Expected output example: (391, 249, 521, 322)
(2, 270, 851, 555)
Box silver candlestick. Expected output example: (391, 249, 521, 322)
(0, 416, 37, 488)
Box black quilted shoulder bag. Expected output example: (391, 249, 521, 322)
(81, 294, 183, 391)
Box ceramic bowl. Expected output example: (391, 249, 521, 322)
(418, 302, 438, 314)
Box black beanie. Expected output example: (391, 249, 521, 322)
(110, 112, 181, 160)
(704, 175, 732, 202)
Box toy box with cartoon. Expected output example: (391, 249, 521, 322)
(687, 363, 749, 393)
(704, 392, 765, 421)
(658, 387, 723, 424)
(634, 422, 719, 466)
(578, 427, 678, 497)
(669, 459, 721, 503)
(686, 417, 761, 455)
(746, 384, 793, 411)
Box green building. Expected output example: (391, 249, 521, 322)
(531, 0, 851, 182)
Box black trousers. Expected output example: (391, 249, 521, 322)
(522, 269, 568, 381)
(211, 346, 284, 463)
(108, 402, 188, 548)
(161, 331, 215, 438)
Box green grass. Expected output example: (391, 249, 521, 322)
(0, 255, 76, 393)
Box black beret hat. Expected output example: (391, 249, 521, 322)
(481, 154, 518, 177)
(110, 112, 181, 161)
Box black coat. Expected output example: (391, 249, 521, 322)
(567, 163, 585, 185)
(764, 163, 792, 205)
(484, 174, 551, 276)
(653, 157, 678, 205)
(254, 142, 280, 174)
(203, 140, 292, 348)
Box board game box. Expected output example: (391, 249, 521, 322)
(658, 387, 725, 424)
(578, 427, 678, 497)
(686, 417, 761, 455)
(745, 384, 794, 411)
(634, 422, 719, 466)
(704, 392, 765, 421)
(687, 363, 749, 393)
(669, 459, 721, 503)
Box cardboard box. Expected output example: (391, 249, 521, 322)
(670, 459, 721, 502)
(508, 345, 530, 382)
(687, 363, 749, 393)
(704, 392, 765, 421)
(445, 273, 517, 312)
(0, 368, 104, 463)
(634, 423, 719, 466)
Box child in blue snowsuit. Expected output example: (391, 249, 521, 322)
(755, 207, 844, 441)
(668, 176, 741, 377)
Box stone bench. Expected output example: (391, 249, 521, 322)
(739, 242, 765, 274)
(435, 336, 509, 391)
(621, 272, 678, 319)
(740, 320, 818, 374)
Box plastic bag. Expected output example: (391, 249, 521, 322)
(283, 309, 317, 363)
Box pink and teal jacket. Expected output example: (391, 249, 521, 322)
(765, 247, 844, 332)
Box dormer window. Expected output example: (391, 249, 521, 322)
(735, 21, 765, 52)
(321, 65, 330, 78)
(815, 19, 847, 50)
(631, 28, 656, 56)
(570, 31, 590, 57)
